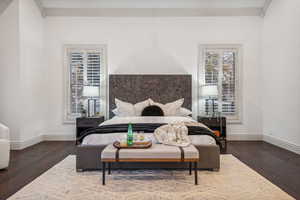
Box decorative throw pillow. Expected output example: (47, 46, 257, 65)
(177, 107, 193, 117)
(112, 108, 119, 116)
(114, 98, 150, 116)
(141, 105, 164, 116)
(134, 99, 151, 116)
(115, 98, 136, 117)
(149, 98, 184, 116)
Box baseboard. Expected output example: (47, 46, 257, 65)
(43, 133, 75, 141)
(10, 133, 75, 150)
(263, 134, 300, 155)
(10, 135, 43, 150)
(227, 134, 263, 141)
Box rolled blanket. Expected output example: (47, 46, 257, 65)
(154, 122, 191, 147)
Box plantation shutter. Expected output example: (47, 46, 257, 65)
(69, 49, 101, 118)
(222, 50, 236, 115)
(70, 51, 84, 115)
(204, 50, 219, 112)
(86, 51, 101, 114)
(204, 48, 238, 117)
(87, 51, 101, 87)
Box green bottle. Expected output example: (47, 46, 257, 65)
(127, 123, 133, 146)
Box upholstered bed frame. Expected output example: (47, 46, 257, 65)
(109, 74, 192, 118)
(76, 74, 220, 171)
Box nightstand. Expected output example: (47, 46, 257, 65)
(197, 116, 227, 149)
(76, 117, 105, 140)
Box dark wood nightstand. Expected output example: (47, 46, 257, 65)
(197, 116, 227, 149)
(76, 117, 105, 140)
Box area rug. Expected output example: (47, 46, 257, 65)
(8, 155, 294, 200)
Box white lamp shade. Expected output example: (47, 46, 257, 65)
(83, 86, 99, 97)
(201, 85, 218, 97)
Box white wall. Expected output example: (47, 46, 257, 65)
(2, 0, 299, 154)
(0, 0, 21, 142)
(0, 0, 45, 148)
(262, 0, 300, 153)
(18, 0, 45, 143)
(44, 16, 263, 139)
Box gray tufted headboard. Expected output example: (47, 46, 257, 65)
(109, 74, 192, 118)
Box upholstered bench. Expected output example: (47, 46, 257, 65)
(101, 144, 199, 185)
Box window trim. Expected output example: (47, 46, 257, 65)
(198, 44, 243, 124)
(63, 44, 108, 124)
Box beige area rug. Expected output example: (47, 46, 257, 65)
(8, 155, 294, 200)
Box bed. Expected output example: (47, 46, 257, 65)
(76, 74, 220, 171)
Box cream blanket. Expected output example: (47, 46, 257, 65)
(154, 122, 212, 147)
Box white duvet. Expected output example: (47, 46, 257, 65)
(100, 116, 196, 126)
(82, 116, 216, 146)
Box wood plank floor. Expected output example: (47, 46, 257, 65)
(0, 141, 299, 200)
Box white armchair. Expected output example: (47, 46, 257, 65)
(0, 123, 10, 169)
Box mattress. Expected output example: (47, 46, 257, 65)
(82, 116, 216, 146)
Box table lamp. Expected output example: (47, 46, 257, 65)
(200, 85, 218, 116)
(83, 86, 99, 117)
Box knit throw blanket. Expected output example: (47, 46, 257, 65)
(154, 122, 213, 147)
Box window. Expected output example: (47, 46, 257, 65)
(199, 45, 242, 123)
(64, 45, 107, 123)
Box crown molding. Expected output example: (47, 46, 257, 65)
(44, 7, 262, 17)
(0, 1, 267, 18)
(0, 0, 13, 16)
(261, 0, 272, 17)
(34, 0, 46, 17)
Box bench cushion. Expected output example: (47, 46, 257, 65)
(101, 144, 199, 160)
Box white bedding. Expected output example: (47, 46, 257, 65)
(82, 116, 216, 146)
(100, 116, 196, 126)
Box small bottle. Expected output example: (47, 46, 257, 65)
(127, 123, 133, 146)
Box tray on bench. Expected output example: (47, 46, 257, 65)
(113, 141, 152, 149)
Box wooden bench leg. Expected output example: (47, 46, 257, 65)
(108, 163, 111, 175)
(189, 162, 192, 175)
(102, 162, 106, 185)
(194, 162, 198, 185)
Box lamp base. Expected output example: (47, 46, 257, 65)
(87, 99, 97, 117)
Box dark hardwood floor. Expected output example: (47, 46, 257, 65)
(225, 141, 300, 200)
(0, 142, 75, 200)
(0, 141, 300, 200)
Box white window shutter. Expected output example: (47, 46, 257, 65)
(201, 45, 241, 122)
(65, 45, 107, 122)
(221, 50, 236, 115)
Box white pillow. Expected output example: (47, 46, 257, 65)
(149, 98, 184, 116)
(115, 98, 150, 116)
(134, 99, 151, 116)
(177, 107, 192, 117)
(112, 108, 119, 116)
(115, 98, 135, 117)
